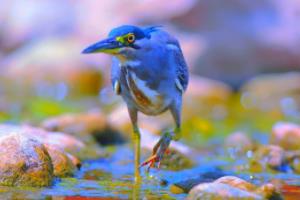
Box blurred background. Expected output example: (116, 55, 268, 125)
(0, 0, 299, 137)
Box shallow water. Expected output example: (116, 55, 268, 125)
(0, 144, 299, 199)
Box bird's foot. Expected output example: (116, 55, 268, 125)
(139, 131, 173, 172)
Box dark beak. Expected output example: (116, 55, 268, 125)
(82, 37, 122, 54)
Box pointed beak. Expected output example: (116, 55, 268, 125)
(82, 37, 122, 54)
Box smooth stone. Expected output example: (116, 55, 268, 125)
(0, 133, 53, 186)
(270, 122, 300, 150)
(42, 111, 126, 146)
(224, 131, 254, 155)
(44, 144, 77, 178)
(187, 182, 263, 200)
(250, 145, 286, 172)
(170, 168, 225, 193)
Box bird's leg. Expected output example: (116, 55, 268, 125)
(128, 107, 141, 181)
(140, 102, 182, 170)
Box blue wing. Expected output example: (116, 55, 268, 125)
(111, 57, 121, 95)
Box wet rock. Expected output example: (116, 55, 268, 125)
(225, 131, 254, 155)
(66, 153, 82, 169)
(44, 144, 77, 178)
(0, 124, 106, 160)
(141, 129, 194, 171)
(187, 176, 279, 200)
(250, 145, 286, 172)
(270, 122, 300, 150)
(187, 182, 263, 200)
(170, 168, 225, 194)
(159, 148, 194, 171)
(215, 176, 256, 191)
(0, 133, 53, 186)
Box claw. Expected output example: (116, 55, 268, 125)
(139, 154, 158, 168)
(140, 132, 174, 171)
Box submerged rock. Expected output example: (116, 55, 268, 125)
(250, 145, 286, 172)
(44, 144, 77, 178)
(170, 168, 225, 194)
(187, 176, 279, 200)
(270, 122, 300, 150)
(159, 148, 194, 171)
(0, 133, 53, 186)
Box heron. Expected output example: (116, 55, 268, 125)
(82, 25, 189, 178)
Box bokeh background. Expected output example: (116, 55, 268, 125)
(0, 0, 300, 134)
(1, 1, 300, 199)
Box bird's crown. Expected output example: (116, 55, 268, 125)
(109, 25, 161, 40)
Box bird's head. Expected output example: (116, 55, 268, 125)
(82, 25, 160, 59)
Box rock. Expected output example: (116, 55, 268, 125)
(172, 1, 300, 87)
(224, 131, 254, 155)
(41, 111, 126, 145)
(215, 176, 257, 191)
(215, 176, 278, 200)
(250, 145, 286, 172)
(0, 37, 103, 99)
(187, 176, 279, 200)
(240, 73, 300, 113)
(0, 133, 53, 186)
(183, 75, 232, 121)
(270, 122, 300, 150)
(0, 124, 106, 160)
(44, 144, 77, 178)
(187, 183, 263, 200)
(66, 153, 82, 169)
(159, 148, 194, 171)
(170, 168, 225, 194)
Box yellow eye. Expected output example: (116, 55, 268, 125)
(127, 34, 135, 43)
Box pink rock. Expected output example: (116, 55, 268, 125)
(271, 122, 300, 150)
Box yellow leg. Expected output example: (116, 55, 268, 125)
(133, 129, 141, 181)
(132, 128, 141, 200)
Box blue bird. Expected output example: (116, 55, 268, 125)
(83, 25, 189, 177)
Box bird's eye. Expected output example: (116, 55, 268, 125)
(127, 34, 135, 43)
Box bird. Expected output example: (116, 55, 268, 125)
(82, 25, 189, 178)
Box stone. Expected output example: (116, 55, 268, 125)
(224, 131, 254, 155)
(0, 133, 53, 186)
(250, 145, 286, 172)
(187, 176, 279, 200)
(44, 144, 77, 178)
(66, 153, 82, 169)
(215, 176, 257, 192)
(172, 1, 300, 86)
(240, 73, 300, 113)
(270, 122, 300, 150)
(42, 111, 126, 145)
(170, 168, 225, 194)
(187, 183, 262, 200)
(0, 124, 106, 160)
